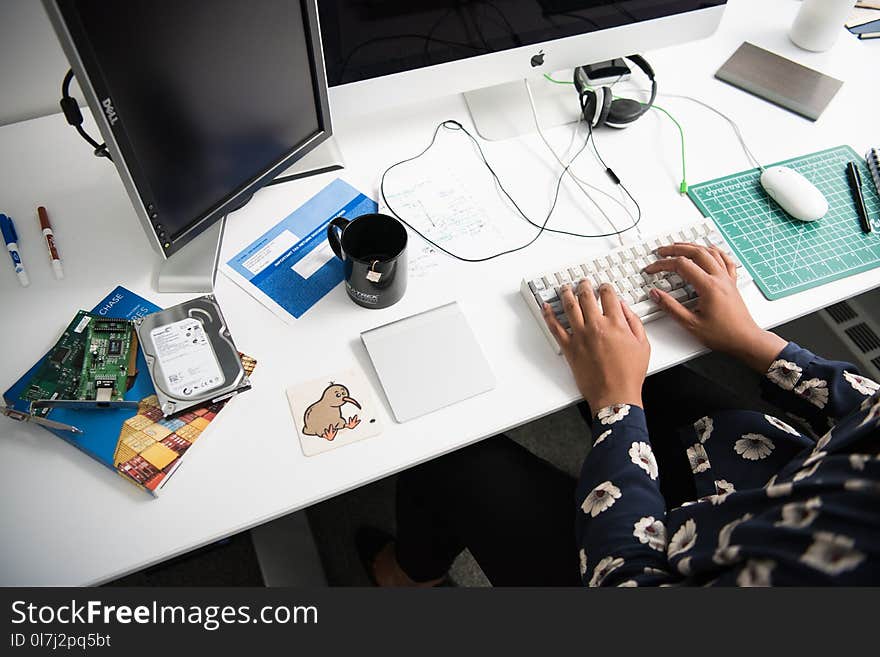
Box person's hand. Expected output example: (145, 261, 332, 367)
(643, 243, 786, 372)
(542, 281, 650, 412)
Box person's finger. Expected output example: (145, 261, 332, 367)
(559, 284, 585, 332)
(649, 287, 697, 329)
(643, 256, 711, 290)
(620, 298, 646, 341)
(707, 246, 727, 273)
(542, 302, 570, 352)
(598, 284, 624, 323)
(576, 278, 601, 322)
(656, 243, 722, 274)
(717, 248, 738, 280)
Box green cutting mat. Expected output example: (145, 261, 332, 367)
(688, 145, 880, 300)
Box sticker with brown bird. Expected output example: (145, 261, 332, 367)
(302, 383, 362, 441)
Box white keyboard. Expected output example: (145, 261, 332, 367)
(520, 219, 752, 353)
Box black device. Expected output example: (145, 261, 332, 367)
(579, 58, 632, 85)
(575, 54, 657, 129)
(318, 1, 725, 87)
(44, 0, 332, 259)
(327, 214, 408, 309)
(846, 162, 873, 235)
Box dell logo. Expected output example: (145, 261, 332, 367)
(101, 97, 119, 125)
(530, 50, 545, 67)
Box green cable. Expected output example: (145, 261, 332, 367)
(542, 72, 688, 193)
(649, 104, 688, 194)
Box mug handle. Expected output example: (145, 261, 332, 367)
(327, 217, 350, 261)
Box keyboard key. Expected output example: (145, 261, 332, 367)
(520, 219, 752, 354)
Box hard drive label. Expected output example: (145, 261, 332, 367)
(149, 318, 224, 398)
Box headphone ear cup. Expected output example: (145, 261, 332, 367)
(595, 87, 613, 128)
(606, 97, 645, 128)
(581, 90, 598, 127)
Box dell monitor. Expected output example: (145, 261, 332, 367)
(319, 0, 727, 139)
(43, 0, 333, 291)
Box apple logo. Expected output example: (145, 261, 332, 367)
(530, 50, 545, 67)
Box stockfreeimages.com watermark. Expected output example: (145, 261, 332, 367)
(11, 599, 318, 632)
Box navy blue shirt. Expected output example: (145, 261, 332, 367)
(576, 342, 879, 586)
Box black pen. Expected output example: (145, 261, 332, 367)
(846, 162, 872, 234)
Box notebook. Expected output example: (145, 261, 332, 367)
(361, 302, 495, 423)
(715, 42, 843, 121)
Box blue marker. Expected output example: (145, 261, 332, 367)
(0, 214, 30, 287)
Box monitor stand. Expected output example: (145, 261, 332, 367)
(464, 74, 583, 141)
(155, 137, 345, 293)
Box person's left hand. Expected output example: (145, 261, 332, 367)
(543, 281, 651, 413)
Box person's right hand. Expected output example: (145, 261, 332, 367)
(643, 243, 787, 372)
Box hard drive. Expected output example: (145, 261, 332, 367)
(134, 295, 250, 416)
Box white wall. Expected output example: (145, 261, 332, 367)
(0, 0, 77, 126)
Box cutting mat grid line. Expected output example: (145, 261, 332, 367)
(688, 145, 880, 300)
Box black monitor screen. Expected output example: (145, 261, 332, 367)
(319, 0, 726, 86)
(59, 0, 327, 252)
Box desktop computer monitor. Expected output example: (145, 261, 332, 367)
(319, 1, 727, 138)
(42, 0, 333, 291)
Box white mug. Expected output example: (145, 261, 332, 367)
(789, 0, 854, 52)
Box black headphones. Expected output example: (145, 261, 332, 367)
(60, 68, 113, 161)
(574, 54, 657, 130)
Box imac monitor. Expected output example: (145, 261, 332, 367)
(319, 1, 727, 137)
(43, 0, 332, 289)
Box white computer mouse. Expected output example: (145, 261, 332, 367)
(759, 166, 828, 222)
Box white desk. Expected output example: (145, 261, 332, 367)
(1, 0, 878, 586)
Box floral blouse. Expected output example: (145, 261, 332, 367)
(575, 342, 880, 586)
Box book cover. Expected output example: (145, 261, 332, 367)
(3, 287, 254, 495)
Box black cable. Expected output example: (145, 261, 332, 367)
(60, 69, 112, 161)
(379, 119, 640, 263)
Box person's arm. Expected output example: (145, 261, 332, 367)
(759, 342, 878, 436)
(644, 243, 878, 436)
(543, 284, 677, 587)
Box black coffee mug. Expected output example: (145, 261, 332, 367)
(327, 213, 408, 309)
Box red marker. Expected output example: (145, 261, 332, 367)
(37, 206, 64, 279)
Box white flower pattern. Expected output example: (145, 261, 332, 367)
(633, 516, 666, 551)
(629, 442, 658, 480)
(860, 397, 880, 427)
(713, 513, 752, 565)
(589, 556, 624, 587)
(850, 454, 869, 471)
(793, 461, 821, 482)
(694, 416, 714, 443)
(709, 479, 735, 505)
(843, 371, 880, 396)
(676, 556, 692, 576)
(767, 359, 802, 390)
(764, 414, 799, 435)
(581, 481, 621, 517)
(593, 429, 611, 447)
(686, 443, 711, 473)
(800, 532, 865, 575)
(668, 519, 697, 557)
(734, 433, 775, 461)
(597, 404, 631, 426)
(794, 378, 829, 409)
(766, 480, 793, 498)
(737, 559, 775, 587)
(579, 549, 587, 576)
(775, 497, 821, 528)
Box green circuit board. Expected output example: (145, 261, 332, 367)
(20, 311, 137, 415)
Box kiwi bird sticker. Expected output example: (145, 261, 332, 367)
(287, 368, 382, 456)
(303, 383, 361, 441)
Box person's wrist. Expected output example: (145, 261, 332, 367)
(729, 328, 787, 373)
